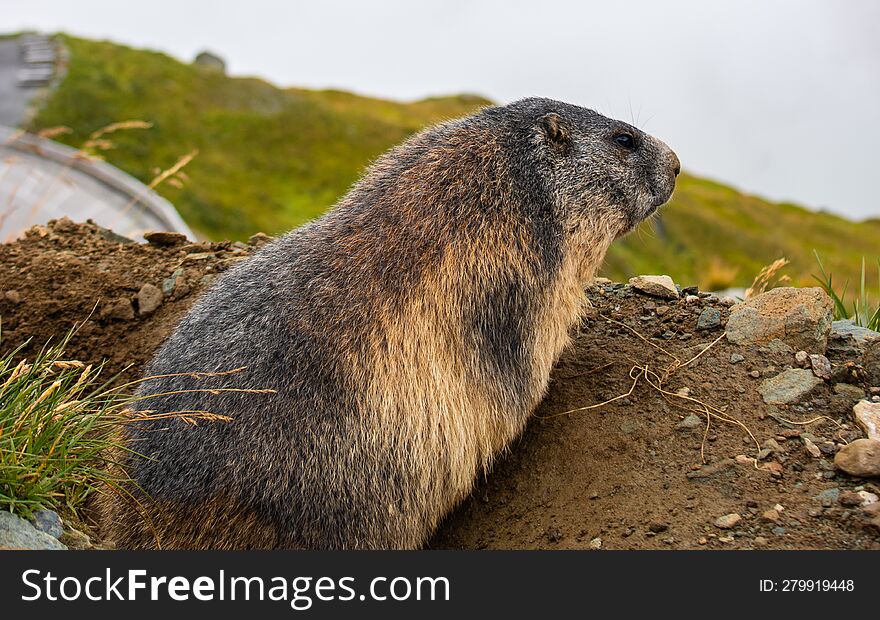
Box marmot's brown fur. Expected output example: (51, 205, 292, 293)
(103, 98, 679, 549)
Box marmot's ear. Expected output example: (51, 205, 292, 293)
(539, 112, 571, 151)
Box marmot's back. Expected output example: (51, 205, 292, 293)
(104, 98, 679, 549)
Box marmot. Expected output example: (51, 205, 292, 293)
(104, 97, 679, 549)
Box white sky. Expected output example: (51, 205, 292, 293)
(5, 0, 880, 219)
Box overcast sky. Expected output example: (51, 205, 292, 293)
(6, 0, 880, 219)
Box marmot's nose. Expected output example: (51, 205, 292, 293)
(671, 152, 681, 177)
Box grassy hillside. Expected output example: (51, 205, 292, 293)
(26, 36, 880, 296)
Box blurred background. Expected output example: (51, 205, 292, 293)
(1, 0, 878, 298)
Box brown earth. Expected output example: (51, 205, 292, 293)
(2, 219, 879, 550)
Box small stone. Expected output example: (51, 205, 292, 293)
(833, 383, 865, 401)
(697, 307, 721, 330)
(803, 436, 822, 458)
(4, 290, 20, 304)
(0, 512, 66, 550)
(698, 537, 708, 545)
(26, 509, 62, 539)
(754, 536, 768, 545)
(100, 297, 135, 321)
(546, 527, 563, 542)
(720, 296, 737, 307)
(774, 503, 785, 512)
(676, 387, 691, 397)
(794, 350, 810, 367)
(248, 232, 273, 247)
(757, 448, 772, 460)
(648, 521, 669, 533)
(628, 275, 679, 300)
(736, 454, 756, 465)
(714, 513, 741, 529)
(853, 400, 880, 441)
(725, 287, 833, 351)
(136, 283, 163, 316)
(834, 439, 880, 478)
(729, 353, 745, 364)
(676, 414, 703, 431)
(749, 370, 761, 378)
(762, 438, 782, 455)
(144, 231, 188, 246)
(858, 491, 879, 506)
(718, 535, 735, 543)
(685, 294, 700, 304)
(58, 527, 91, 550)
(162, 267, 185, 297)
(771, 527, 786, 536)
(758, 369, 823, 405)
(809, 354, 832, 380)
(761, 509, 781, 522)
(762, 461, 784, 477)
(588, 490, 599, 500)
(816, 488, 840, 507)
(839, 491, 863, 507)
(589, 537, 602, 550)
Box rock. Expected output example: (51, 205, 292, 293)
(648, 521, 669, 533)
(854, 400, 880, 441)
(593, 277, 613, 285)
(687, 458, 736, 480)
(803, 436, 822, 458)
(714, 513, 741, 529)
(4, 289, 20, 304)
(144, 231, 188, 247)
(27, 509, 62, 539)
(762, 461, 784, 477)
(816, 488, 840, 507)
(136, 283, 163, 316)
(828, 320, 880, 358)
(676, 414, 703, 431)
(833, 383, 865, 401)
(834, 439, 880, 478)
(720, 296, 738, 307)
(162, 267, 185, 297)
(725, 287, 833, 352)
(758, 369, 823, 405)
(100, 297, 135, 321)
(628, 275, 679, 300)
(588, 537, 602, 550)
(761, 509, 781, 522)
(697, 308, 721, 330)
(809, 354, 832, 380)
(858, 491, 879, 506)
(248, 232, 273, 247)
(863, 341, 880, 386)
(685, 295, 700, 304)
(0, 511, 66, 550)
(838, 491, 863, 507)
(729, 353, 745, 364)
(546, 527, 563, 543)
(794, 350, 809, 367)
(58, 527, 91, 550)
(771, 527, 786, 536)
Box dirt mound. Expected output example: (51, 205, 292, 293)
(2, 219, 879, 549)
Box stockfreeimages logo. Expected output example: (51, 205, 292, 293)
(21, 569, 451, 610)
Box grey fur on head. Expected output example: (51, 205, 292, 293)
(103, 97, 679, 549)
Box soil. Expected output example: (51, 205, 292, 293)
(2, 219, 879, 550)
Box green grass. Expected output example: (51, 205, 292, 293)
(0, 329, 128, 517)
(24, 35, 880, 300)
(813, 253, 880, 330)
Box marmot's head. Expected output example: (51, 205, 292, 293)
(504, 97, 680, 239)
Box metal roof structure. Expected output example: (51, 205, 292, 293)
(0, 126, 195, 243)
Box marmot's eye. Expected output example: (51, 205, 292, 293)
(613, 133, 636, 149)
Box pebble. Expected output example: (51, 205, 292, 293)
(771, 527, 787, 536)
(795, 350, 810, 367)
(758, 369, 823, 405)
(144, 231, 188, 246)
(719, 296, 738, 307)
(833, 383, 865, 401)
(838, 491, 863, 507)
(4, 290, 20, 304)
(589, 537, 602, 550)
(714, 513, 741, 529)
(697, 307, 721, 330)
(648, 521, 669, 533)
(754, 536, 768, 545)
(676, 414, 703, 431)
(853, 400, 880, 441)
(628, 275, 679, 300)
(761, 509, 781, 522)
(834, 439, 880, 478)
(546, 527, 563, 542)
(100, 297, 135, 321)
(136, 283, 163, 316)
(816, 488, 840, 507)
(803, 436, 822, 458)
(809, 354, 832, 380)
(729, 353, 745, 364)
